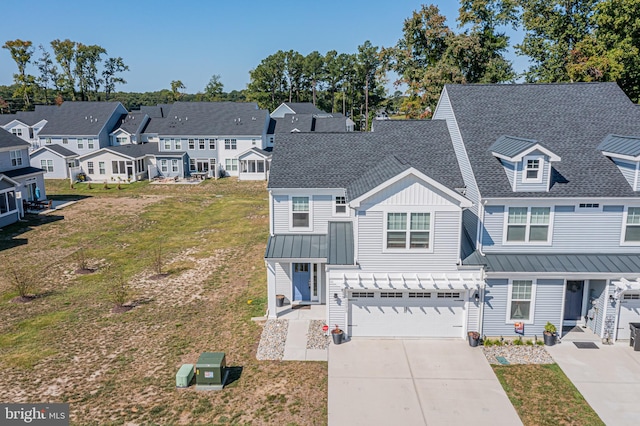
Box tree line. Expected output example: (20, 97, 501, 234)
(2, 1, 639, 124)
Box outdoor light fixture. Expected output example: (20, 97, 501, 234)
(474, 291, 480, 303)
(333, 293, 338, 299)
(609, 294, 615, 303)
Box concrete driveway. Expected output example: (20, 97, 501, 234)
(328, 339, 521, 426)
(547, 342, 640, 426)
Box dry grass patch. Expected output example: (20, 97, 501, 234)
(493, 364, 604, 426)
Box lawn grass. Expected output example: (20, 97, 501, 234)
(493, 364, 604, 426)
(0, 178, 327, 425)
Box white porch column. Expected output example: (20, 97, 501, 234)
(266, 261, 277, 318)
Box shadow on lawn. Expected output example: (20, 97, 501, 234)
(225, 366, 243, 387)
(0, 214, 64, 252)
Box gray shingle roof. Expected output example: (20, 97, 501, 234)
(284, 102, 325, 115)
(445, 82, 640, 198)
(0, 114, 17, 126)
(268, 121, 465, 200)
(273, 114, 314, 133)
(463, 251, 640, 274)
(0, 128, 30, 149)
(598, 134, 640, 158)
(489, 135, 538, 158)
(114, 112, 147, 134)
(38, 102, 125, 136)
(38, 144, 78, 157)
(105, 142, 159, 158)
(157, 102, 267, 136)
(3, 166, 44, 178)
(313, 116, 349, 132)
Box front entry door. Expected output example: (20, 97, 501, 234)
(564, 280, 585, 322)
(293, 263, 310, 301)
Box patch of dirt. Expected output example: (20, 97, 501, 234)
(10, 295, 36, 303)
(75, 268, 96, 275)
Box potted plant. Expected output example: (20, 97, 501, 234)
(331, 324, 344, 345)
(543, 322, 557, 346)
(467, 331, 480, 347)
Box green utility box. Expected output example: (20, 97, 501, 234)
(176, 364, 194, 388)
(195, 352, 228, 390)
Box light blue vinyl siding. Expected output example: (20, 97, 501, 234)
(612, 159, 637, 190)
(0, 211, 19, 227)
(0, 148, 30, 172)
(482, 278, 564, 337)
(30, 150, 70, 179)
(513, 151, 550, 192)
(589, 280, 607, 336)
(357, 210, 461, 272)
(483, 204, 629, 253)
(433, 89, 480, 246)
(501, 160, 515, 188)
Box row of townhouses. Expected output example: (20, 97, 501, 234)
(264, 82, 640, 344)
(0, 101, 353, 226)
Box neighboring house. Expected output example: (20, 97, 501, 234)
(110, 112, 150, 146)
(29, 145, 79, 179)
(76, 143, 160, 182)
(270, 102, 325, 118)
(0, 105, 57, 150)
(265, 82, 640, 344)
(265, 123, 481, 338)
(0, 129, 46, 225)
(37, 102, 128, 155)
(238, 148, 271, 181)
(156, 102, 269, 178)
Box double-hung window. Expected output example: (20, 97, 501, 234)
(209, 138, 216, 150)
(77, 139, 84, 149)
(189, 159, 196, 172)
(334, 196, 347, 215)
(87, 161, 95, 174)
(164, 139, 171, 150)
(624, 207, 640, 243)
(508, 280, 534, 322)
(160, 159, 168, 173)
(175, 139, 182, 150)
(61, 138, 67, 144)
(225, 138, 237, 150)
(199, 139, 206, 150)
(98, 161, 106, 174)
(523, 155, 543, 183)
(188, 139, 195, 150)
(40, 159, 54, 172)
(88, 139, 94, 149)
(291, 196, 310, 229)
(385, 212, 431, 249)
(506, 207, 551, 243)
(9, 150, 22, 166)
(225, 158, 238, 171)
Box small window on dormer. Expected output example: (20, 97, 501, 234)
(523, 155, 543, 183)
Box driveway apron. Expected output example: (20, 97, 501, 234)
(328, 339, 521, 426)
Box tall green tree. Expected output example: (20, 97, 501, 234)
(247, 51, 287, 110)
(35, 44, 58, 104)
(102, 57, 129, 100)
(303, 51, 325, 106)
(284, 50, 305, 103)
(170, 80, 186, 101)
(2, 39, 36, 109)
(203, 74, 224, 101)
(50, 39, 77, 100)
(356, 41, 382, 130)
(516, 0, 598, 82)
(324, 50, 346, 112)
(75, 44, 106, 101)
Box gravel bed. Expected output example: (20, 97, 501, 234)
(307, 320, 330, 350)
(256, 319, 288, 361)
(483, 345, 554, 364)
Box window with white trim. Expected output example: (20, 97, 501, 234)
(508, 280, 533, 322)
(61, 138, 67, 144)
(88, 139, 94, 149)
(199, 139, 205, 150)
(225, 158, 238, 171)
(116, 136, 127, 145)
(46, 138, 52, 144)
(171, 159, 179, 172)
(291, 196, 310, 228)
(160, 159, 168, 173)
(98, 161, 106, 174)
(334, 196, 347, 215)
(506, 207, 551, 243)
(209, 139, 216, 150)
(225, 138, 237, 150)
(164, 139, 171, 150)
(522, 155, 543, 183)
(189, 159, 196, 172)
(188, 139, 195, 150)
(87, 161, 94, 174)
(9, 150, 22, 166)
(175, 139, 182, 150)
(77, 139, 84, 149)
(625, 207, 640, 242)
(11, 128, 22, 136)
(386, 212, 431, 249)
(40, 159, 54, 172)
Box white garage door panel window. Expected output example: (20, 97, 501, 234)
(349, 291, 466, 338)
(617, 294, 640, 340)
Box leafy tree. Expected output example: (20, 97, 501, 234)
(356, 41, 382, 130)
(51, 39, 77, 100)
(204, 74, 224, 101)
(102, 57, 129, 100)
(75, 44, 106, 101)
(2, 39, 36, 109)
(284, 50, 305, 102)
(516, 0, 598, 82)
(170, 80, 186, 101)
(247, 51, 287, 110)
(323, 50, 346, 112)
(303, 51, 324, 105)
(35, 44, 58, 104)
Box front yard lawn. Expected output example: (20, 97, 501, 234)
(493, 364, 604, 426)
(0, 179, 327, 425)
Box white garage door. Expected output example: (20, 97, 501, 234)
(617, 294, 640, 340)
(348, 290, 466, 338)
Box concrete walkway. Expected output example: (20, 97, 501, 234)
(547, 341, 640, 426)
(329, 339, 522, 426)
(282, 319, 327, 361)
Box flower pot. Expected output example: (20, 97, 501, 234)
(332, 331, 344, 345)
(543, 332, 556, 346)
(276, 294, 285, 307)
(468, 332, 480, 347)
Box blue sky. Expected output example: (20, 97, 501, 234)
(1, 0, 527, 94)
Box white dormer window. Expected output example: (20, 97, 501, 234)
(334, 196, 347, 216)
(523, 155, 543, 183)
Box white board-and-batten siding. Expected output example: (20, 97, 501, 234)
(433, 88, 481, 245)
(482, 279, 564, 337)
(482, 204, 629, 253)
